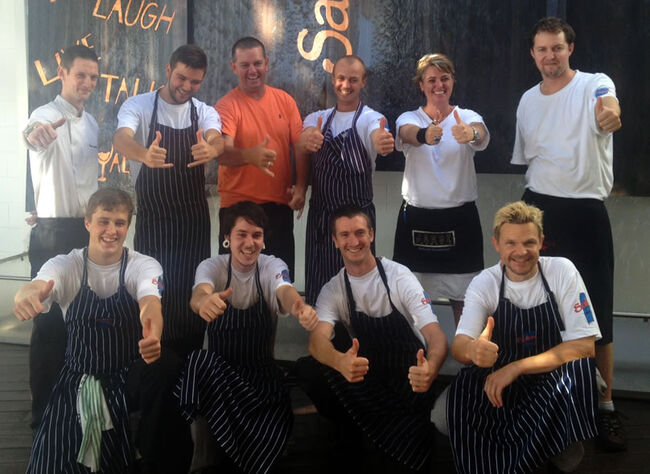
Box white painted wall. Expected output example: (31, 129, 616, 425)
(0, 1, 30, 263)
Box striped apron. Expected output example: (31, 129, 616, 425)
(327, 258, 436, 470)
(305, 102, 376, 304)
(447, 264, 598, 474)
(135, 90, 210, 344)
(174, 258, 293, 474)
(28, 248, 141, 474)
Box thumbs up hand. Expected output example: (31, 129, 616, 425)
(245, 135, 277, 177)
(13, 280, 55, 321)
(372, 117, 395, 155)
(291, 298, 319, 331)
(306, 115, 325, 153)
(423, 108, 444, 145)
(338, 338, 369, 383)
(595, 96, 622, 133)
(408, 348, 437, 392)
(143, 131, 172, 168)
(470, 316, 499, 367)
(198, 287, 233, 322)
(189, 129, 224, 167)
(25, 118, 66, 148)
(139, 317, 161, 364)
(451, 109, 475, 144)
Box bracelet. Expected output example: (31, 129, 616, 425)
(469, 126, 480, 144)
(416, 127, 428, 144)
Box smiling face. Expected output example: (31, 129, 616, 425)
(164, 61, 205, 104)
(231, 46, 268, 97)
(530, 30, 574, 81)
(419, 65, 454, 109)
(85, 206, 130, 266)
(332, 57, 367, 112)
(59, 58, 99, 111)
(226, 217, 265, 273)
(332, 215, 375, 274)
(491, 222, 543, 282)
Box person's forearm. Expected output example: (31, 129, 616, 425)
(139, 295, 163, 339)
(294, 147, 310, 189)
(451, 334, 476, 364)
(216, 144, 253, 167)
(426, 331, 448, 376)
(276, 285, 300, 315)
(113, 130, 148, 163)
(309, 332, 344, 372)
(190, 285, 212, 314)
(509, 337, 595, 376)
(399, 124, 421, 146)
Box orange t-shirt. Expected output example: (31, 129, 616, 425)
(216, 86, 303, 208)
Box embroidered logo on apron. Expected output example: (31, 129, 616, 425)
(411, 229, 456, 248)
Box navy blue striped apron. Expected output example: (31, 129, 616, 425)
(28, 248, 141, 473)
(135, 90, 210, 344)
(447, 264, 598, 474)
(305, 102, 376, 304)
(174, 257, 293, 474)
(327, 258, 435, 470)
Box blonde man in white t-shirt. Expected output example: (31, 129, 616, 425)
(512, 16, 624, 452)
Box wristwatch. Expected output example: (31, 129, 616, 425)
(469, 126, 480, 144)
(23, 122, 40, 141)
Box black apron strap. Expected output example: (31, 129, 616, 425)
(146, 90, 161, 147)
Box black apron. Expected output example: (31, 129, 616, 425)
(134, 90, 210, 342)
(393, 200, 483, 274)
(174, 257, 293, 474)
(326, 258, 435, 470)
(305, 102, 376, 304)
(447, 264, 598, 474)
(28, 249, 141, 473)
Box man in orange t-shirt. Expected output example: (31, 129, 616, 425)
(216, 37, 308, 279)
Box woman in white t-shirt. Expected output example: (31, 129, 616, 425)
(174, 201, 317, 474)
(393, 53, 490, 324)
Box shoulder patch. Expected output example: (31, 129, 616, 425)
(595, 86, 610, 98)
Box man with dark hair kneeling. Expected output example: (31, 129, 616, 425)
(297, 204, 447, 473)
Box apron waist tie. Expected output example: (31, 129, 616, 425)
(76, 374, 114, 472)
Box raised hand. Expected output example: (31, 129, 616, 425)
(26, 118, 66, 148)
(291, 299, 319, 331)
(338, 338, 369, 383)
(451, 109, 474, 144)
(408, 348, 436, 392)
(246, 136, 277, 177)
(372, 117, 395, 155)
(139, 318, 161, 364)
(470, 316, 499, 368)
(595, 96, 622, 133)
(424, 108, 444, 145)
(143, 131, 172, 168)
(189, 128, 219, 168)
(306, 116, 325, 153)
(198, 287, 233, 322)
(13, 280, 54, 321)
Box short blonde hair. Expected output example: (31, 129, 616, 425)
(413, 53, 455, 87)
(493, 201, 543, 240)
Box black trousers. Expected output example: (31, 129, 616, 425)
(126, 348, 193, 474)
(28, 217, 88, 430)
(219, 202, 295, 280)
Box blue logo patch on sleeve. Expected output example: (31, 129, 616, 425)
(595, 87, 610, 98)
(152, 275, 164, 294)
(579, 292, 594, 323)
(280, 269, 292, 283)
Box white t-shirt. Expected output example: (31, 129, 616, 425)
(26, 95, 99, 218)
(456, 256, 602, 342)
(396, 106, 489, 208)
(116, 91, 222, 180)
(511, 71, 617, 200)
(303, 105, 386, 169)
(193, 254, 292, 317)
(316, 258, 439, 346)
(35, 248, 163, 319)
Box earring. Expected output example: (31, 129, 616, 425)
(222, 239, 230, 249)
(263, 244, 266, 250)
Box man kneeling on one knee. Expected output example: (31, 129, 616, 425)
(445, 201, 601, 474)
